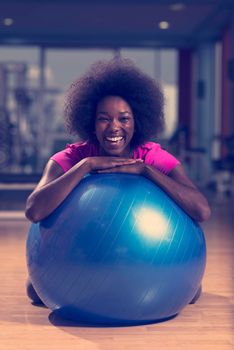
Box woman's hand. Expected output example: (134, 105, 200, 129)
(87, 156, 143, 172)
(94, 159, 145, 175)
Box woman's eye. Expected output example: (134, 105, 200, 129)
(97, 117, 109, 122)
(120, 117, 130, 123)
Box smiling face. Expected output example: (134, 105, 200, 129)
(95, 96, 135, 157)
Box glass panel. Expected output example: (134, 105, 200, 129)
(0, 46, 40, 174)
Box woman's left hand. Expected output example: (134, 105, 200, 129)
(95, 159, 145, 175)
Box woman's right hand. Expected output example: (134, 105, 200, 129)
(86, 156, 141, 172)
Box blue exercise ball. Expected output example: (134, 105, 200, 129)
(26, 174, 206, 325)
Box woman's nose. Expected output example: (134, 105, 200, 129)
(109, 119, 120, 131)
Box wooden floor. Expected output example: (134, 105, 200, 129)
(0, 192, 233, 350)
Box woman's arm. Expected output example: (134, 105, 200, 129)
(25, 158, 89, 223)
(25, 156, 140, 223)
(97, 162, 211, 222)
(144, 164, 211, 222)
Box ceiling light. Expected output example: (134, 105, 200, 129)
(170, 3, 186, 11)
(3, 18, 14, 26)
(159, 21, 170, 30)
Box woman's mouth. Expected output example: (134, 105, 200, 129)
(103, 136, 126, 151)
(105, 136, 124, 143)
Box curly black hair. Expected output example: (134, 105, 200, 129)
(64, 57, 165, 148)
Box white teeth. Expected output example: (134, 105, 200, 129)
(105, 136, 123, 142)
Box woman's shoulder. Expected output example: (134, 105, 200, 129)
(134, 141, 161, 157)
(140, 141, 161, 150)
(135, 141, 180, 175)
(50, 141, 98, 172)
